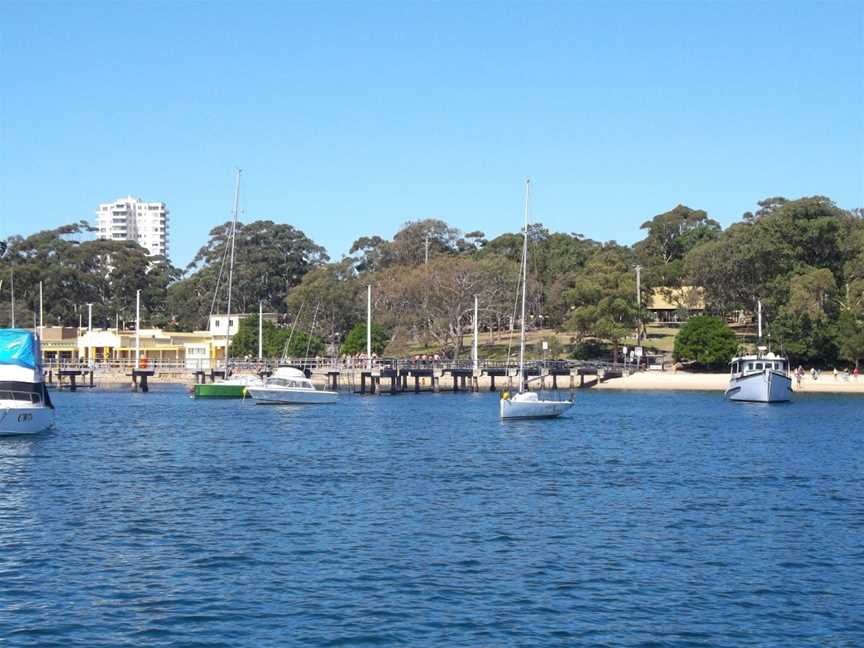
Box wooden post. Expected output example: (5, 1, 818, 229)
(360, 372, 366, 394)
(414, 374, 420, 393)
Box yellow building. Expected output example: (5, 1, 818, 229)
(40, 327, 226, 367)
(647, 286, 705, 322)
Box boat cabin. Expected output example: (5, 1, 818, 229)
(730, 350, 788, 376)
(265, 367, 314, 390)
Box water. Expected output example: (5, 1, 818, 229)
(1, 388, 862, 647)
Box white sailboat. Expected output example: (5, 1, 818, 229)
(0, 329, 54, 436)
(725, 300, 792, 403)
(500, 180, 573, 419)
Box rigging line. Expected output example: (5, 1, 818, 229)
(303, 301, 321, 366)
(280, 301, 305, 364)
(504, 198, 529, 372)
(207, 219, 233, 322)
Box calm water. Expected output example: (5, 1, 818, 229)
(1, 388, 862, 647)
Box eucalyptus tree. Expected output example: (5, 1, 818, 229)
(169, 219, 328, 329)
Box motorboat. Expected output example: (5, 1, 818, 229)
(246, 366, 337, 404)
(0, 329, 54, 436)
(499, 179, 573, 419)
(725, 348, 792, 403)
(194, 373, 264, 399)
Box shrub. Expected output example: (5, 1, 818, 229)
(673, 316, 739, 368)
(341, 323, 391, 356)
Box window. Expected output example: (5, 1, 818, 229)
(747, 363, 753, 371)
(755, 363, 763, 370)
(214, 319, 220, 328)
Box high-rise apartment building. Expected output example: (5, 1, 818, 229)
(96, 196, 169, 258)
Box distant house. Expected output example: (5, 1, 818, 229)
(208, 312, 279, 338)
(647, 286, 705, 322)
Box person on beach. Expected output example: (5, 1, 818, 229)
(854, 366, 860, 381)
(811, 367, 817, 381)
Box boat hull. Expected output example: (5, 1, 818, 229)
(499, 397, 573, 419)
(193, 383, 248, 399)
(0, 404, 54, 436)
(726, 370, 792, 403)
(247, 387, 338, 405)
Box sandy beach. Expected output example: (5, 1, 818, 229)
(596, 370, 864, 394)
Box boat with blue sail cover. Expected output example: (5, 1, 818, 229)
(0, 329, 54, 435)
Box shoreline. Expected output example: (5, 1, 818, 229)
(595, 371, 864, 394)
(49, 369, 864, 395)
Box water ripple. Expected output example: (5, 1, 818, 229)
(0, 388, 862, 646)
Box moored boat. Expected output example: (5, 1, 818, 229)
(247, 367, 337, 404)
(499, 179, 573, 420)
(725, 349, 793, 403)
(0, 329, 54, 436)
(194, 375, 263, 399)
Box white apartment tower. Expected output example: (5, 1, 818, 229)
(96, 196, 169, 258)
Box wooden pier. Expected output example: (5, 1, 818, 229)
(343, 360, 624, 395)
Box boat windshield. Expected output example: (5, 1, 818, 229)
(266, 377, 313, 389)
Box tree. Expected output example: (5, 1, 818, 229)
(836, 310, 864, 369)
(341, 323, 391, 355)
(673, 316, 739, 368)
(637, 205, 720, 265)
(177, 219, 328, 327)
(349, 235, 391, 274)
(0, 223, 179, 328)
(285, 260, 362, 347)
(374, 255, 521, 359)
(228, 315, 286, 358)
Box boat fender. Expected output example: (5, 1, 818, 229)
(501, 390, 510, 400)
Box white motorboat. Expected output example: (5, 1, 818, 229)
(0, 329, 54, 436)
(726, 349, 792, 403)
(247, 367, 338, 404)
(499, 179, 573, 420)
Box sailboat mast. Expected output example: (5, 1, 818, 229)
(518, 179, 530, 392)
(224, 169, 241, 372)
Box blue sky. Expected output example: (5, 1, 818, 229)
(1, 1, 861, 268)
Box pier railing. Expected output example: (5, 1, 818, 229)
(41, 357, 634, 374)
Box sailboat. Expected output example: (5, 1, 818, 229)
(500, 180, 573, 419)
(194, 170, 263, 399)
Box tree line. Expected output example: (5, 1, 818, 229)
(1, 196, 861, 368)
